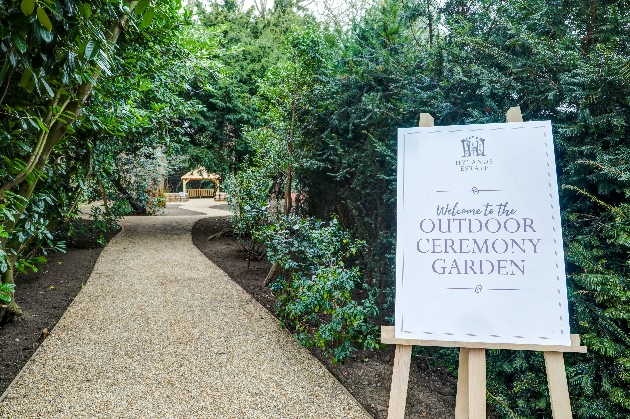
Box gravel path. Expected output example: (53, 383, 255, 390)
(0, 199, 370, 419)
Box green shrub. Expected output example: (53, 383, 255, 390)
(225, 168, 273, 263)
(260, 216, 379, 362)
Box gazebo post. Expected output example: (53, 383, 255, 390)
(183, 180, 187, 194)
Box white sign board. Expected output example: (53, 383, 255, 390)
(396, 121, 571, 346)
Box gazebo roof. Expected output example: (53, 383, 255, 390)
(181, 169, 220, 181)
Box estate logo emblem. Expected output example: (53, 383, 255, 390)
(461, 136, 486, 157)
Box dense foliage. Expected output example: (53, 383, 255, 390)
(0, 0, 217, 320)
(2, 0, 630, 416)
(225, 0, 630, 417)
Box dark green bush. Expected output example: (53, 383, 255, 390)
(261, 216, 380, 362)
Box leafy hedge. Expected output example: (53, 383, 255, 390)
(226, 0, 630, 417)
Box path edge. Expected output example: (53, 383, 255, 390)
(189, 218, 375, 418)
(0, 224, 127, 404)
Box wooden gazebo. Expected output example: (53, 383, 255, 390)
(181, 169, 220, 198)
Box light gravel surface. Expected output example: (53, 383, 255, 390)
(0, 199, 370, 419)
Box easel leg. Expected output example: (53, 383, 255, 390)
(387, 344, 412, 419)
(455, 347, 469, 419)
(468, 348, 486, 419)
(544, 351, 573, 419)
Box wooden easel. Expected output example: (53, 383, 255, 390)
(385, 107, 588, 419)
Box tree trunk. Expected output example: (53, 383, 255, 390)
(264, 261, 280, 286)
(427, 0, 433, 47)
(284, 165, 292, 216)
(284, 81, 297, 217)
(111, 176, 146, 214)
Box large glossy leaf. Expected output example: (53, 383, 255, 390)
(19, 68, 32, 88)
(37, 7, 53, 31)
(135, 0, 151, 15)
(140, 7, 154, 29)
(21, 0, 35, 16)
(84, 40, 95, 59)
(40, 78, 54, 97)
(83, 70, 96, 84)
(25, 74, 37, 93)
(52, 0, 64, 20)
(12, 35, 26, 53)
(94, 56, 111, 76)
(39, 27, 53, 43)
(8, 50, 16, 66)
(78, 38, 88, 56)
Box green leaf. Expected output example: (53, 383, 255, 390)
(0, 26, 9, 39)
(52, 0, 63, 20)
(21, 0, 35, 16)
(140, 7, 154, 29)
(83, 2, 92, 18)
(33, 115, 48, 131)
(25, 75, 37, 93)
(83, 71, 96, 84)
(135, 0, 151, 15)
(37, 7, 53, 31)
(84, 40, 95, 59)
(40, 26, 52, 43)
(13, 35, 26, 53)
(19, 68, 32, 88)
(90, 43, 100, 60)
(40, 78, 54, 97)
(78, 38, 88, 56)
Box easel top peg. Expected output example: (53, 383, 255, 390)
(419, 113, 434, 127)
(506, 106, 524, 123)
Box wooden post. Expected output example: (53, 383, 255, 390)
(455, 348, 469, 419)
(468, 348, 486, 419)
(419, 113, 434, 127)
(506, 106, 523, 123)
(544, 352, 573, 419)
(387, 112, 436, 419)
(381, 326, 585, 419)
(387, 344, 413, 419)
